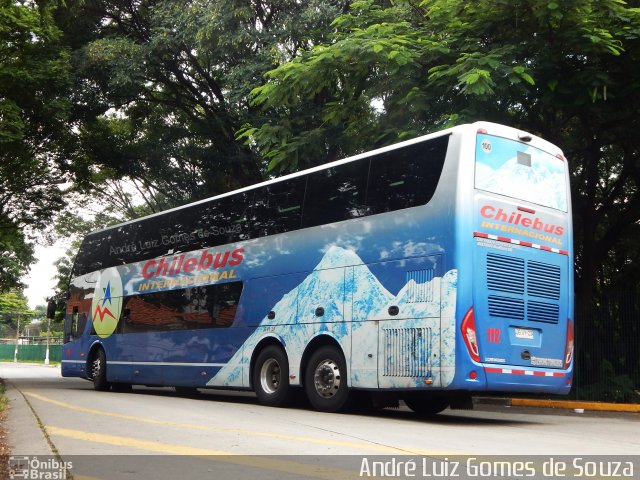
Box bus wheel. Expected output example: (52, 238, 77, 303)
(304, 346, 352, 412)
(403, 394, 449, 416)
(91, 348, 110, 392)
(253, 345, 291, 407)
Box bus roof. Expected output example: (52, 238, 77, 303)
(87, 121, 560, 236)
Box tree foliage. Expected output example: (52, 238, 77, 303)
(0, 0, 72, 291)
(2, 0, 640, 308)
(0, 289, 30, 337)
(246, 0, 640, 298)
(57, 0, 350, 209)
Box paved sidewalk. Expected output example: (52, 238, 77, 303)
(4, 380, 53, 455)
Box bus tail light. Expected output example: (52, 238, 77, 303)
(461, 307, 481, 363)
(563, 319, 574, 369)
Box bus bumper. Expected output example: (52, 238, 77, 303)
(482, 365, 572, 395)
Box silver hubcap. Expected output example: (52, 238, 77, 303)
(313, 359, 341, 398)
(92, 357, 101, 379)
(260, 358, 281, 394)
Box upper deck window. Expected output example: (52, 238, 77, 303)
(367, 136, 448, 214)
(73, 135, 450, 277)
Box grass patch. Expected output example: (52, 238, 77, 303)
(0, 380, 7, 413)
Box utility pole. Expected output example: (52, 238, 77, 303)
(45, 299, 57, 366)
(44, 313, 51, 365)
(13, 313, 20, 363)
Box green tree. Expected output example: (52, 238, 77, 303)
(0, 0, 72, 291)
(0, 289, 31, 338)
(55, 0, 350, 210)
(246, 0, 640, 300)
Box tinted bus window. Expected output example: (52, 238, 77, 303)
(252, 177, 306, 237)
(120, 281, 243, 333)
(302, 160, 368, 228)
(72, 136, 449, 278)
(195, 192, 253, 246)
(367, 135, 449, 214)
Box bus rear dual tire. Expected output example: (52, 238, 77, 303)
(403, 393, 450, 416)
(304, 345, 352, 413)
(253, 344, 353, 412)
(253, 345, 293, 407)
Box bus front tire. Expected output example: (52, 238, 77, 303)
(304, 346, 352, 412)
(253, 345, 292, 407)
(91, 348, 110, 392)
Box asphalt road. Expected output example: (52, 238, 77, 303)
(2, 363, 638, 480)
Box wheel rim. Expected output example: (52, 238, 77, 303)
(260, 358, 281, 395)
(92, 356, 101, 379)
(313, 358, 341, 398)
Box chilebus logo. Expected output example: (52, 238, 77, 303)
(91, 267, 123, 338)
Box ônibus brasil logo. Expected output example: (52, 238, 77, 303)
(91, 267, 123, 338)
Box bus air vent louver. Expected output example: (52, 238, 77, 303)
(382, 327, 432, 377)
(527, 261, 561, 300)
(527, 301, 560, 324)
(486, 254, 525, 295)
(488, 295, 525, 320)
(405, 269, 435, 303)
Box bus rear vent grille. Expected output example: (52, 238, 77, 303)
(528, 301, 560, 324)
(527, 261, 561, 300)
(382, 327, 431, 377)
(486, 254, 562, 324)
(488, 295, 525, 320)
(487, 254, 524, 294)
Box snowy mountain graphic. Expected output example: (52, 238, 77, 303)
(476, 147, 567, 211)
(207, 246, 457, 388)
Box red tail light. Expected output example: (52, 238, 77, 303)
(563, 319, 574, 369)
(461, 307, 481, 362)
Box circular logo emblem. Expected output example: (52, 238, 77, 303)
(91, 267, 123, 338)
(481, 139, 492, 153)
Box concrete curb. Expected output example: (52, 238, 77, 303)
(509, 398, 640, 413)
(4, 380, 54, 455)
(475, 396, 640, 413)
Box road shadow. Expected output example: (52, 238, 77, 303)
(124, 385, 540, 427)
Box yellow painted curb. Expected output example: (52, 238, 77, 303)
(511, 398, 640, 413)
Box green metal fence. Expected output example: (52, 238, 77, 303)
(0, 344, 62, 363)
(572, 290, 640, 403)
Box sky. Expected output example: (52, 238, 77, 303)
(23, 242, 68, 309)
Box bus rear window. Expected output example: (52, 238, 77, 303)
(475, 134, 568, 211)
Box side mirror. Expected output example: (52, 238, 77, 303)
(46, 299, 57, 319)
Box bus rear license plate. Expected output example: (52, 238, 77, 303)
(515, 328, 534, 340)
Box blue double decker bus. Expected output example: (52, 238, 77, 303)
(61, 121, 574, 413)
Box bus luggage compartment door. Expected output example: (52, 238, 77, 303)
(349, 256, 443, 389)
